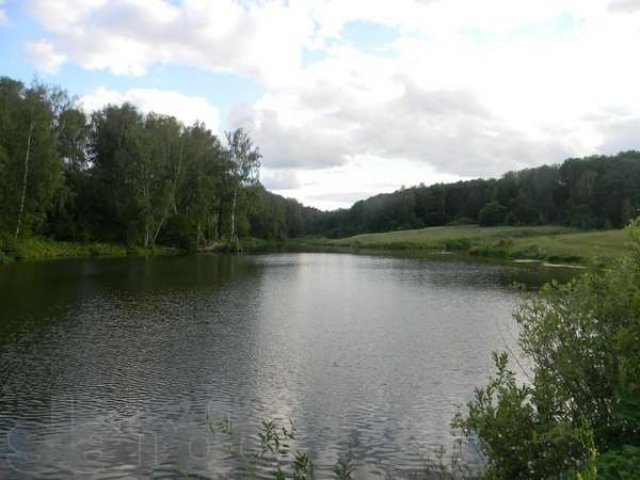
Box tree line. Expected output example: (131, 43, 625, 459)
(320, 151, 640, 237)
(1, 76, 639, 251)
(249, 150, 640, 239)
(0, 76, 325, 250)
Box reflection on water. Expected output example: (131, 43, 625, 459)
(0, 254, 568, 478)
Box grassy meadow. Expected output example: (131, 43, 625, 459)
(310, 225, 629, 264)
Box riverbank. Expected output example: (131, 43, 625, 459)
(0, 236, 289, 264)
(297, 225, 628, 264)
(0, 237, 179, 263)
(2, 226, 628, 266)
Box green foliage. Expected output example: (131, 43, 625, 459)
(198, 414, 477, 480)
(158, 214, 198, 252)
(0, 75, 319, 253)
(310, 153, 640, 238)
(1, 237, 127, 261)
(333, 445, 355, 480)
(225, 128, 261, 243)
(1, 74, 639, 256)
(293, 452, 315, 480)
(453, 352, 588, 479)
(589, 445, 640, 479)
(0, 247, 13, 264)
(455, 218, 640, 479)
(200, 413, 362, 479)
(258, 419, 295, 458)
(478, 202, 507, 226)
(0, 78, 71, 240)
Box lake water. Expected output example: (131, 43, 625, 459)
(0, 253, 559, 478)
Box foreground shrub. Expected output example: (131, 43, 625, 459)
(455, 218, 640, 479)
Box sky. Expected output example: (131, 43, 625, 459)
(1, 0, 640, 210)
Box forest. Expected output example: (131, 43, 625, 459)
(1, 76, 639, 253)
(318, 151, 640, 237)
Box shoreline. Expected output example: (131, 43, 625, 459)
(290, 225, 627, 266)
(0, 238, 181, 264)
(1, 225, 626, 269)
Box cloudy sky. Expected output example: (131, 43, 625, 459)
(1, 0, 639, 209)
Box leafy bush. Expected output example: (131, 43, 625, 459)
(157, 214, 198, 252)
(589, 445, 640, 479)
(454, 218, 640, 479)
(478, 202, 507, 227)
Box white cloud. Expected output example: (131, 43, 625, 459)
(26, 0, 108, 31)
(23, 0, 640, 207)
(231, 1, 640, 183)
(25, 40, 67, 73)
(265, 155, 465, 211)
(25, 0, 312, 83)
(232, 46, 580, 177)
(0, 0, 7, 25)
(608, 0, 640, 12)
(80, 87, 221, 134)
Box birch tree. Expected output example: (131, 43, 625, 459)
(139, 114, 183, 247)
(178, 123, 226, 246)
(89, 103, 146, 244)
(0, 78, 64, 240)
(225, 128, 261, 244)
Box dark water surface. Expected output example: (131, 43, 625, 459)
(0, 253, 560, 478)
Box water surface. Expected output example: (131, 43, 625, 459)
(0, 253, 550, 478)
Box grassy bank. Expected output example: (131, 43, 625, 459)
(3, 226, 628, 265)
(0, 237, 178, 263)
(303, 225, 629, 264)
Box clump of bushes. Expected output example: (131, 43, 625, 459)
(478, 202, 507, 227)
(454, 217, 640, 479)
(0, 236, 131, 262)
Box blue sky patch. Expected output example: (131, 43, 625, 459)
(341, 20, 398, 55)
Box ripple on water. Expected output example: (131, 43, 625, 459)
(0, 253, 533, 478)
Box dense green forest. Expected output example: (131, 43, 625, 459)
(319, 151, 640, 237)
(1, 76, 639, 253)
(0, 76, 322, 251)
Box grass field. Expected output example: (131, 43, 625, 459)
(312, 225, 630, 264)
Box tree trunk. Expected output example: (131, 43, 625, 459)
(217, 202, 224, 241)
(152, 215, 166, 245)
(230, 187, 237, 243)
(173, 142, 184, 215)
(15, 122, 34, 241)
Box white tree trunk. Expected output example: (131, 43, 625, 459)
(230, 187, 237, 243)
(15, 123, 34, 241)
(173, 143, 183, 214)
(152, 215, 166, 245)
